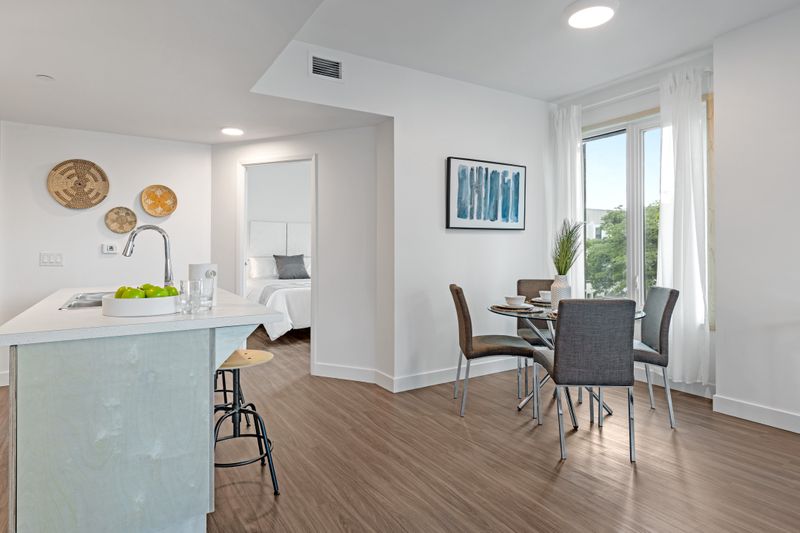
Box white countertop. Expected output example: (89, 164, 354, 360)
(0, 287, 281, 346)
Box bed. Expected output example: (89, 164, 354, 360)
(245, 221, 312, 340)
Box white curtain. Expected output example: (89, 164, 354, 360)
(546, 105, 584, 295)
(658, 69, 713, 385)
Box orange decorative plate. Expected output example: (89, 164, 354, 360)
(141, 184, 177, 217)
(104, 206, 137, 234)
(47, 159, 109, 209)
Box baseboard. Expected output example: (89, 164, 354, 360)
(311, 362, 377, 385)
(391, 357, 518, 393)
(0, 371, 8, 387)
(633, 364, 714, 399)
(311, 358, 518, 394)
(713, 394, 800, 434)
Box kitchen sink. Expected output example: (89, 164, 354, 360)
(60, 292, 113, 310)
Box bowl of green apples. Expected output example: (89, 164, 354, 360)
(102, 283, 180, 317)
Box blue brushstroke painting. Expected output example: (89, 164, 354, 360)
(500, 170, 510, 222)
(453, 161, 523, 226)
(457, 165, 469, 219)
(511, 172, 520, 223)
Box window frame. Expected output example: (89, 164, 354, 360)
(582, 114, 661, 306)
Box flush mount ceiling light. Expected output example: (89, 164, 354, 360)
(221, 127, 244, 136)
(564, 0, 619, 29)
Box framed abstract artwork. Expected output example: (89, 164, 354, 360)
(446, 157, 526, 230)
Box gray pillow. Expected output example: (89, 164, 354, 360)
(273, 254, 310, 280)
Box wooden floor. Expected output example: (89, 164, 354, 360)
(3, 328, 800, 532)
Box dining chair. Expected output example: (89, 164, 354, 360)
(515, 279, 554, 400)
(635, 287, 680, 428)
(531, 299, 637, 461)
(449, 284, 550, 417)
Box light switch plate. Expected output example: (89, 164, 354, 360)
(39, 252, 63, 267)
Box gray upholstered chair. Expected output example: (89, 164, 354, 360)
(449, 284, 550, 417)
(636, 287, 680, 428)
(512, 279, 553, 399)
(532, 299, 637, 461)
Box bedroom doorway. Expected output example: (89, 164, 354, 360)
(238, 156, 316, 374)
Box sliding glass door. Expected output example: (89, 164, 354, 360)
(583, 118, 662, 305)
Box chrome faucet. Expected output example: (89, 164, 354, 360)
(122, 225, 174, 287)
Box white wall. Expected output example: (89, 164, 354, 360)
(246, 160, 311, 225)
(713, 6, 800, 432)
(0, 121, 212, 383)
(211, 126, 379, 378)
(252, 42, 551, 391)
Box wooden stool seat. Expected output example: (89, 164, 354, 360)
(220, 349, 274, 370)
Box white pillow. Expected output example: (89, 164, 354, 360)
(249, 257, 278, 279)
(304, 256, 312, 275)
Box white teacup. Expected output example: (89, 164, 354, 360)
(539, 290, 551, 301)
(505, 295, 526, 306)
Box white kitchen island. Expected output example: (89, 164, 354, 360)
(0, 288, 281, 533)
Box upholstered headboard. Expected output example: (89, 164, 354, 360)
(249, 220, 311, 257)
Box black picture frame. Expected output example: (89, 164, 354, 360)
(446, 156, 526, 230)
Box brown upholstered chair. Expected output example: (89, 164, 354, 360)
(449, 284, 549, 417)
(635, 287, 680, 428)
(516, 279, 554, 345)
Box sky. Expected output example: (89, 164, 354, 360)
(584, 128, 661, 210)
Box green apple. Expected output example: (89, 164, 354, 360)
(146, 287, 169, 298)
(165, 286, 179, 297)
(114, 286, 129, 298)
(140, 283, 157, 291)
(121, 288, 146, 299)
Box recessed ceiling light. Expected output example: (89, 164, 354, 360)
(564, 0, 619, 29)
(221, 127, 244, 136)
(35, 74, 55, 81)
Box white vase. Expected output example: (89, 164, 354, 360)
(551, 275, 571, 310)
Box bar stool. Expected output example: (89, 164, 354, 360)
(213, 349, 280, 496)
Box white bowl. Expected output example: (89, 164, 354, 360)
(102, 294, 179, 317)
(539, 290, 551, 301)
(505, 295, 526, 306)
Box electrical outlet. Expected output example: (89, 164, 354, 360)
(101, 243, 118, 255)
(39, 252, 63, 267)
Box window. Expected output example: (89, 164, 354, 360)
(583, 118, 662, 304)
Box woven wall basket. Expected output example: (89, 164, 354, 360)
(104, 206, 137, 234)
(141, 184, 178, 217)
(47, 159, 109, 209)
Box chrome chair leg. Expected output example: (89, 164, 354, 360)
(517, 357, 522, 399)
(459, 360, 471, 417)
(645, 364, 655, 409)
(628, 386, 636, 462)
(598, 388, 604, 427)
(564, 387, 578, 430)
(663, 367, 676, 428)
(555, 387, 567, 460)
(588, 387, 595, 424)
(524, 359, 529, 397)
(454, 351, 462, 399)
(532, 362, 539, 421)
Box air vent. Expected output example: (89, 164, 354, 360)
(311, 56, 342, 80)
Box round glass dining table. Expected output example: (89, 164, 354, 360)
(488, 303, 646, 414)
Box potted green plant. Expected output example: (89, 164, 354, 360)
(551, 219, 583, 308)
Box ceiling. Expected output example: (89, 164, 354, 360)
(296, 0, 800, 100)
(0, 0, 386, 145)
(2, 0, 798, 143)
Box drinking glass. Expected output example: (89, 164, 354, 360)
(179, 279, 203, 314)
(199, 278, 214, 310)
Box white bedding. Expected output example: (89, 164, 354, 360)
(246, 278, 311, 340)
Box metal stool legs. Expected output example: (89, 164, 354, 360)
(214, 368, 280, 495)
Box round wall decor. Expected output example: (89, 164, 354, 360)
(141, 184, 177, 217)
(47, 159, 109, 209)
(104, 206, 137, 234)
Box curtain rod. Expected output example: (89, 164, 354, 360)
(574, 67, 713, 112)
